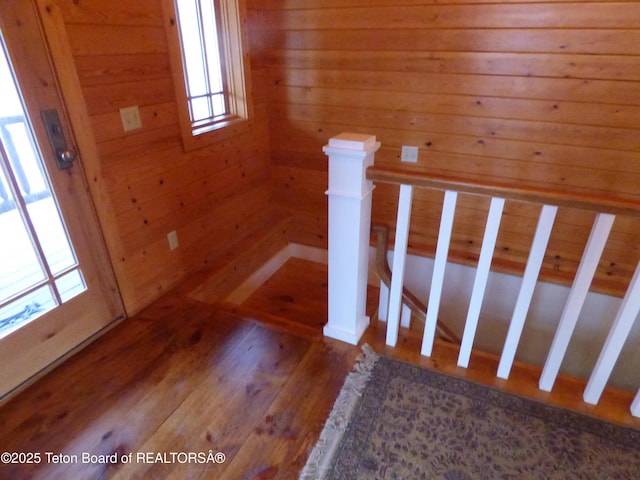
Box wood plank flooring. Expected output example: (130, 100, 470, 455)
(0, 256, 638, 479)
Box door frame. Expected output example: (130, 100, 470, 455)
(35, 0, 137, 309)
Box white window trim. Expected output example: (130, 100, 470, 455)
(162, 0, 253, 151)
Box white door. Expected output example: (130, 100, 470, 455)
(0, 0, 124, 399)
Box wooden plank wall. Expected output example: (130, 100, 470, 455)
(51, 0, 275, 314)
(247, 0, 640, 297)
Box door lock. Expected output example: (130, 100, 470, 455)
(41, 109, 75, 170)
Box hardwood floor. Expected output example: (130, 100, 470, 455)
(0, 256, 638, 479)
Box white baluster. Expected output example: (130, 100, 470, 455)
(422, 190, 457, 356)
(632, 389, 640, 417)
(378, 279, 389, 322)
(498, 205, 558, 379)
(458, 197, 505, 368)
(583, 260, 640, 405)
(401, 303, 412, 328)
(386, 184, 413, 347)
(539, 213, 615, 391)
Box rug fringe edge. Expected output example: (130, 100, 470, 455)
(298, 344, 379, 480)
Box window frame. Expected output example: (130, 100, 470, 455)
(162, 0, 253, 151)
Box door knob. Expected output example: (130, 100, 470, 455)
(57, 149, 76, 165)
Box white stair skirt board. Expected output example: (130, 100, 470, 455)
(289, 243, 329, 265)
(458, 197, 505, 368)
(422, 190, 457, 357)
(386, 184, 414, 347)
(225, 243, 329, 305)
(497, 204, 558, 379)
(539, 213, 616, 392)
(583, 260, 640, 405)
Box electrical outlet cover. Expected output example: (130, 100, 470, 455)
(401, 145, 419, 163)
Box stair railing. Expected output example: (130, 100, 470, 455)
(324, 133, 640, 417)
(372, 224, 459, 345)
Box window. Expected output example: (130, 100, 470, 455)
(163, 0, 252, 150)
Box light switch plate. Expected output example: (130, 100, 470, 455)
(120, 105, 142, 132)
(401, 145, 419, 163)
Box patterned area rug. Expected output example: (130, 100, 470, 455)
(300, 346, 640, 480)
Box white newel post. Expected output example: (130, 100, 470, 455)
(324, 133, 380, 344)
